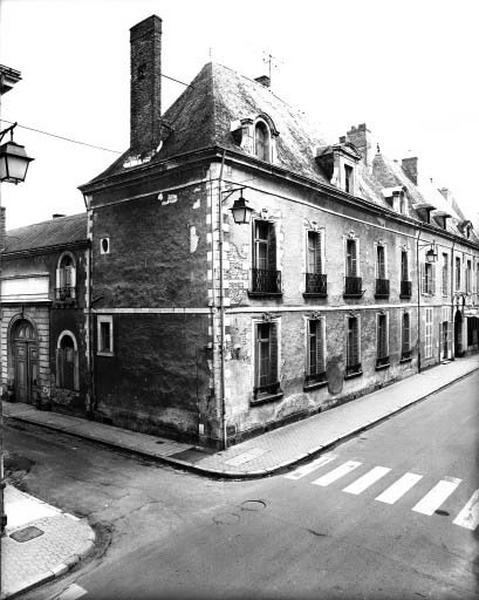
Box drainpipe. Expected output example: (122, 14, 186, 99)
(416, 227, 423, 373)
(217, 150, 227, 450)
(451, 240, 456, 359)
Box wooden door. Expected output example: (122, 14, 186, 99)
(13, 320, 37, 404)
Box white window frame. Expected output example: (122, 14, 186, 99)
(251, 317, 281, 396)
(97, 315, 114, 356)
(375, 242, 388, 279)
(376, 312, 389, 363)
(400, 247, 409, 282)
(304, 316, 327, 381)
(56, 251, 77, 300)
(100, 237, 110, 255)
(343, 233, 360, 278)
(345, 313, 362, 373)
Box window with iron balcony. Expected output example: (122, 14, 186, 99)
(344, 238, 362, 298)
(249, 220, 282, 297)
(304, 231, 327, 297)
(375, 245, 389, 299)
(55, 252, 77, 304)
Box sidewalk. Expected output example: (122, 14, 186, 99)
(1, 485, 95, 599)
(4, 356, 479, 480)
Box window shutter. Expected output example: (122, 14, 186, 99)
(421, 263, 426, 293)
(316, 320, 324, 372)
(431, 264, 436, 295)
(267, 224, 276, 272)
(70, 266, 77, 299)
(254, 325, 261, 388)
(56, 268, 61, 291)
(351, 242, 357, 276)
(270, 323, 278, 384)
(315, 233, 322, 274)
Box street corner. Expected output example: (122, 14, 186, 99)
(2, 490, 96, 599)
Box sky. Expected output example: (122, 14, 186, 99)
(0, 0, 478, 230)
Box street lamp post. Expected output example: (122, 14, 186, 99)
(0, 66, 34, 549)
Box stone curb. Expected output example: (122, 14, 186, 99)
(2, 525, 96, 600)
(6, 367, 478, 483)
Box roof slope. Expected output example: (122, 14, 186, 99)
(5, 213, 88, 253)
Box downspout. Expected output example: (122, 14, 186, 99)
(82, 193, 95, 415)
(416, 226, 422, 373)
(451, 240, 456, 360)
(217, 150, 227, 450)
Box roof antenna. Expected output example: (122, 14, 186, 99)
(262, 50, 282, 85)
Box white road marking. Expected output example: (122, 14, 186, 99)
(343, 466, 391, 495)
(453, 489, 479, 530)
(284, 453, 337, 480)
(312, 460, 362, 487)
(412, 476, 462, 515)
(58, 583, 87, 600)
(375, 472, 423, 504)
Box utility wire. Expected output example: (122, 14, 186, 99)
(0, 119, 122, 154)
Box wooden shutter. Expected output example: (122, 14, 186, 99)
(421, 263, 426, 294)
(316, 319, 324, 372)
(377, 247, 385, 279)
(402, 313, 410, 353)
(315, 233, 322, 274)
(431, 264, 436, 295)
(56, 268, 61, 292)
(270, 323, 278, 384)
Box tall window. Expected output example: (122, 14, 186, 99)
(422, 262, 435, 295)
(466, 260, 472, 294)
(344, 164, 354, 194)
(306, 319, 326, 384)
(97, 315, 113, 356)
(401, 313, 411, 359)
(455, 257, 461, 291)
(376, 245, 386, 279)
(56, 252, 76, 301)
(255, 121, 270, 162)
(424, 308, 433, 359)
(401, 250, 408, 282)
(252, 220, 280, 294)
(254, 321, 279, 398)
(346, 239, 358, 277)
(56, 332, 78, 391)
(346, 316, 361, 375)
(307, 231, 322, 274)
(376, 313, 389, 367)
(442, 253, 449, 296)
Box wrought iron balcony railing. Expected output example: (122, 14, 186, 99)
(304, 273, 327, 296)
(375, 278, 390, 298)
(250, 268, 282, 295)
(344, 276, 363, 298)
(400, 280, 412, 298)
(55, 286, 76, 302)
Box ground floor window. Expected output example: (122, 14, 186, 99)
(401, 312, 411, 360)
(424, 308, 433, 359)
(306, 318, 326, 385)
(254, 321, 280, 398)
(346, 315, 361, 376)
(376, 313, 389, 368)
(56, 331, 79, 391)
(97, 315, 114, 356)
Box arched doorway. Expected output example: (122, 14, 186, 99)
(12, 319, 38, 403)
(454, 311, 463, 358)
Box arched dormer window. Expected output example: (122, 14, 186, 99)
(56, 252, 77, 303)
(56, 330, 79, 391)
(255, 120, 270, 162)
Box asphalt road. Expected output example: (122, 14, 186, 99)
(8, 370, 479, 600)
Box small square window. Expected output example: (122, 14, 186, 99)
(97, 315, 113, 356)
(100, 237, 110, 255)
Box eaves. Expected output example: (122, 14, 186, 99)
(2, 239, 90, 260)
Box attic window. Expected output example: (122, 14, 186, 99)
(254, 120, 270, 162)
(344, 165, 354, 194)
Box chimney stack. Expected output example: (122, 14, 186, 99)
(401, 157, 418, 185)
(345, 123, 372, 167)
(255, 75, 271, 88)
(130, 15, 162, 152)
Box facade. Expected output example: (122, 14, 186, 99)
(5, 16, 478, 449)
(0, 213, 90, 414)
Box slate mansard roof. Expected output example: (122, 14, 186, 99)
(85, 61, 477, 245)
(5, 213, 88, 254)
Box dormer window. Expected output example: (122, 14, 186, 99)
(56, 252, 77, 303)
(254, 120, 270, 162)
(315, 142, 360, 195)
(344, 164, 354, 194)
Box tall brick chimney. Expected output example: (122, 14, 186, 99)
(401, 157, 418, 185)
(344, 123, 373, 167)
(130, 15, 162, 152)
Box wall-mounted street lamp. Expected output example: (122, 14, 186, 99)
(0, 122, 34, 184)
(425, 244, 438, 263)
(230, 193, 254, 225)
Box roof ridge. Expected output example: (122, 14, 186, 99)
(7, 212, 87, 233)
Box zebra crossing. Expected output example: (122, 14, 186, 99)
(284, 453, 479, 531)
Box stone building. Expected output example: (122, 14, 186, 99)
(1, 213, 90, 413)
(76, 15, 479, 448)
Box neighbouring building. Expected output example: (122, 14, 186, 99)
(0, 213, 90, 414)
(6, 15, 478, 448)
